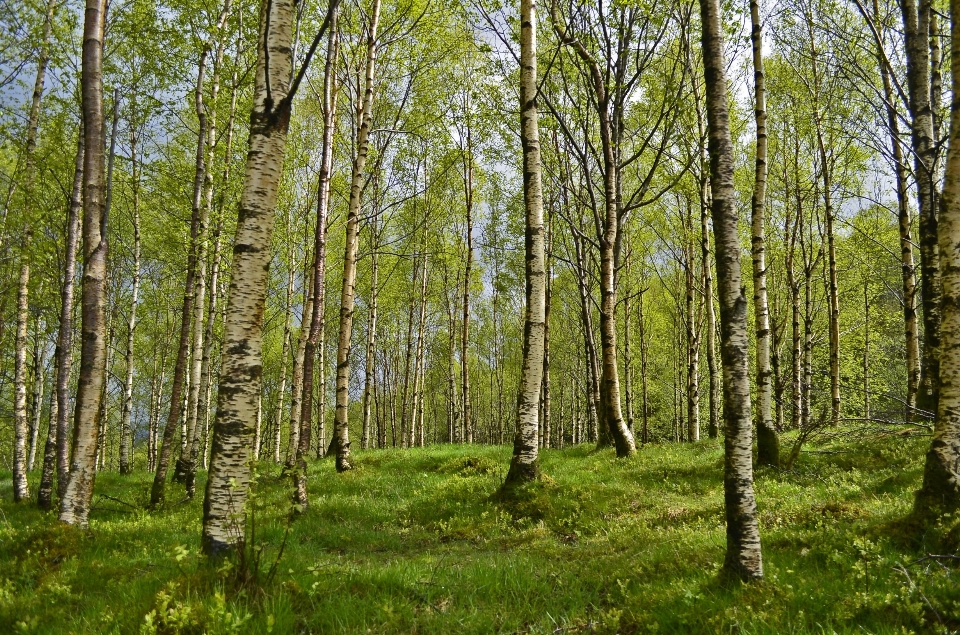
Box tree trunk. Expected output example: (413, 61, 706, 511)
(399, 274, 415, 448)
(864, 279, 870, 421)
(253, 392, 263, 460)
(915, 1, 960, 516)
(178, 3, 232, 491)
(153, 43, 213, 505)
(201, 0, 301, 555)
(623, 276, 634, 435)
(572, 231, 601, 442)
(332, 0, 380, 472)
(39, 124, 82, 506)
(702, 194, 720, 439)
(59, 0, 109, 526)
(541, 215, 552, 448)
(13, 264, 31, 501)
(551, 9, 635, 458)
(119, 123, 142, 475)
(751, 0, 778, 464)
(698, 0, 763, 580)
(462, 122, 474, 446)
(95, 311, 114, 472)
(198, 63, 239, 473)
(638, 290, 649, 445)
(28, 330, 46, 472)
(19, 0, 57, 484)
(413, 252, 428, 448)
(284, 265, 312, 469)
(274, 250, 295, 462)
(684, 200, 701, 443)
(443, 266, 458, 442)
(30, 0, 62, 507)
(902, 0, 941, 419)
(503, 0, 546, 487)
(362, 220, 380, 451)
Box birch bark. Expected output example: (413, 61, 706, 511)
(503, 0, 546, 486)
(38, 128, 82, 509)
(698, 0, 763, 580)
(915, 0, 960, 515)
(60, 0, 109, 526)
(202, 0, 303, 554)
(332, 0, 381, 472)
(119, 123, 141, 475)
(902, 0, 941, 419)
(13, 265, 30, 501)
(751, 0, 778, 463)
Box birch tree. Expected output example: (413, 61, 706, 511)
(698, 0, 763, 580)
(331, 0, 382, 472)
(59, 0, 109, 526)
(915, 0, 960, 516)
(201, 0, 338, 554)
(503, 0, 546, 486)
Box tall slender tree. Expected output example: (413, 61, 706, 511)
(503, 0, 546, 487)
(698, 0, 763, 580)
(332, 0, 382, 472)
(59, 0, 109, 526)
(915, 0, 960, 516)
(750, 0, 778, 465)
(201, 0, 338, 554)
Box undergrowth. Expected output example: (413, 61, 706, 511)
(1, 431, 958, 634)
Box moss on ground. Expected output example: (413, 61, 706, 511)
(1, 431, 958, 634)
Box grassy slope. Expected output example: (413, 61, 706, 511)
(1, 432, 958, 634)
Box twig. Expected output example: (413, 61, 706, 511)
(99, 494, 139, 509)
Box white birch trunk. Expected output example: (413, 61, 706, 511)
(201, 0, 297, 555)
(503, 0, 546, 486)
(751, 0, 778, 464)
(332, 0, 381, 472)
(698, 0, 763, 580)
(916, 0, 960, 515)
(13, 265, 31, 501)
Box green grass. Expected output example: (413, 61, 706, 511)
(1, 432, 958, 634)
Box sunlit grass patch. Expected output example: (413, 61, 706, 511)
(0, 432, 957, 633)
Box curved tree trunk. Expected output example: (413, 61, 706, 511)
(153, 46, 212, 506)
(274, 254, 295, 462)
(551, 10, 635, 457)
(702, 197, 719, 439)
(28, 331, 47, 472)
(59, 0, 109, 526)
(284, 267, 312, 469)
(503, 0, 546, 487)
(196, 66, 238, 475)
(698, 0, 763, 581)
(332, 0, 381, 472)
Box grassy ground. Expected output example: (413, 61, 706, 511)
(1, 431, 958, 634)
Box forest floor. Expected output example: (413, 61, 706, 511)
(1, 430, 958, 634)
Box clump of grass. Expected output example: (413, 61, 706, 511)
(1, 433, 958, 633)
(437, 455, 499, 476)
